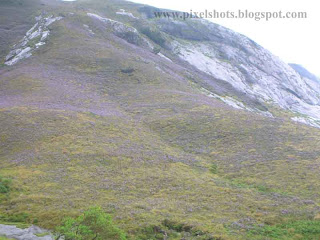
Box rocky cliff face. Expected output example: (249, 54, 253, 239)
(151, 17, 320, 123)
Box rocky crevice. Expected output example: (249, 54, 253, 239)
(4, 15, 63, 66)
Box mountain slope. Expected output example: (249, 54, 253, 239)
(289, 63, 320, 83)
(1, 0, 320, 239)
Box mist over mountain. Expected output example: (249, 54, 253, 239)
(1, 0, 320, 239)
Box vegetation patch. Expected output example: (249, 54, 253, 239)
(247, 220, 320, 240)
(136, 219, 216, 240)
(35, 232, 50, 237)
(0, 176, 11, 194)
(56, 206, 126, 240)
(0, 213, 30, 227)
(140, 27, 166, 47)
(121, 67, 135, 74)
(209, 163, 218, 174)
(0, 236, 15, 240)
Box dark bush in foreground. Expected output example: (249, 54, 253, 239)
(140, 27, 166, 47)
(0, 176, 11, 194)
(56, 207, 126, 240)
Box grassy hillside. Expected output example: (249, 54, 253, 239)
(1, 0, 320, 239)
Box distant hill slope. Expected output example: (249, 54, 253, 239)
(289, 63, 320, 82)
(1, 0, 320, 239)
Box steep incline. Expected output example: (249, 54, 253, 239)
(1, 0, 320, 239)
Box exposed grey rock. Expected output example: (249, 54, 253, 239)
(5, 47, 32, 66)
(41, 31, 50, 41)
(0, 224, 58, 240)
(29, 29, 41, 40)
(157, 52, 172, 62)
(201, 87, 273, 117)
(45, 16, 63, 27)
(26, 23, 39, 37)
(83, 24, 95, 35)
(5, 49, 22, 61)
(163, 18, 320, 124)
(291, 116, 320, 128)
(116, 9, 138, 19)
(4, 15, 63, 66)
(35, 42, 46, 48)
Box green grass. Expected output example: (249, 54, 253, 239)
(0, 220, 31, 229)
(247, 220, 320, 240)
(209, 163, 218, 174)
(0, 236, 15, 240)
(0, 213, 31, 229)
(0, 176, 11, 194)
(35, 232, 50, 237)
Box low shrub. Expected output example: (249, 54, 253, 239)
(152, 46, 161, 54)
(209, 163, 218, 174)
(140, 27, 166, 47)
(121, 68, 135, 74)
(0, 176, 11, 194)
(56, 206, 126, 240)
(0, 213, 29, 223)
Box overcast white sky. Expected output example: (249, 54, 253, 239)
(130, 0, 320, 76)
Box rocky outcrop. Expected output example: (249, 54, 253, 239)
(87, 13, 152, 49)
(116, 9, 138, 19)
(0, 224, 58, 240)
(200, 87, 273, 117)
(4, 15, 63, 66)
(155, 18, 320, 123)
(291, 116, 320, 128)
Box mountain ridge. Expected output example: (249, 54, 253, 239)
(289, 63, 320, 82)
